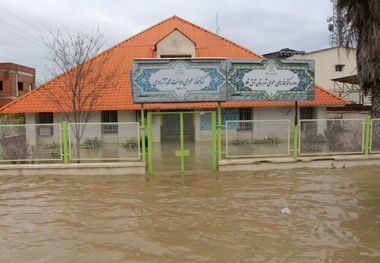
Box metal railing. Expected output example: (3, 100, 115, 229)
(370, 118, 380, 153)
(0, 115, 378, 165)
(225, 120, 290, 158)
(0, 123, 62, 162)
(299, 119, 365, 155)
(68, 122, 140, 161)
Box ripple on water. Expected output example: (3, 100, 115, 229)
(0, 167, 379, 262)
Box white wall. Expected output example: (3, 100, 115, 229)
(156, 29, 196, 57)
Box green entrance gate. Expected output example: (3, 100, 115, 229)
(146, 111, 217, 174)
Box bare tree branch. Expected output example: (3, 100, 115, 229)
(41, 28, 119, 159)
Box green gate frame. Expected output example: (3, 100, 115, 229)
(146, 111, 217, 175)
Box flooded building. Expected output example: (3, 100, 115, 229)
(0, 16, 350, 171)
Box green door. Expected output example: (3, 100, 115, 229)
(147, 111, 216, 174)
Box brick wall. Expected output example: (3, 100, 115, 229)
(0, 63, 36, 107)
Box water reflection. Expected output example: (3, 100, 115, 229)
(0, 167, 379, 262)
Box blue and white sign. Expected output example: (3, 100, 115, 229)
(132, 59, 227, 103)
(227, 59, 315, 101)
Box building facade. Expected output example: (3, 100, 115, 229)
(0, 16, 349, 166)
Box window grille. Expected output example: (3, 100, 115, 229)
(37, 112, 54, 136)
(101, 111, 118, 134)
(300, 107, 314, 120)
(239, 108, 253, 131)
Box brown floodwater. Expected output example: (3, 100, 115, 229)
(1, 166, 380, 262)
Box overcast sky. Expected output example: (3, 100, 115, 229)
(0, 0, 333, 83)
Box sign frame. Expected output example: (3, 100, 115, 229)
(131, 58, 227, 103)
(227, 59, 315, 101)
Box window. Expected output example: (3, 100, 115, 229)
(335, 64, 345, 72)
(300, 107, 314, 119)
(17, 82, 23, 91)
(101, 111, 118, 134)
(0, 81, 3, 91)
(239, 108, 253, 131)
(37, 112, 54, 136)
(29, 84, 33, 91)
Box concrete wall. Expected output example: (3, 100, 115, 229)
(291, 47, 357, 92)
(156, 30, 196, 57)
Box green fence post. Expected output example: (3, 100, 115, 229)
(140, 104, 146, 163)
(147, 112, 153, 175)
(293, 124, 299, 158)
(364, 115, 371, 155)
(0, 118, 3, 161)
(217, 102, 222, 161)
(211, 111, 217, 171)
(179, 112, 185, 173)
(62, 120, 69, 164)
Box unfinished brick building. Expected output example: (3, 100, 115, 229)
(0, 63, 35, 107)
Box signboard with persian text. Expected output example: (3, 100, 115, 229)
(131, 59, 315, 103)
(132, 59, 227, 103)
(227, 59, 315, 101)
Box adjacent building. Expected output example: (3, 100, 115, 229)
(0, 63, 35, 107)
(290, 47, 370, 105)
(264, 48, 305, 59)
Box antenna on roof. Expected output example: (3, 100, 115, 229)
(216, 13, 220, 34)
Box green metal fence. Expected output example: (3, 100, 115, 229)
(0, 123, 63, 162)
(370, 118, 380, 153)
(299, 119, 365, 155)
(0, 116, 378, 166)
(68, 122, 140, 161)
(146, 111, 217, 175)
(225, 120, 290, 158)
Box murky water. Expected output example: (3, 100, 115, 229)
(1, 167, 380, 262)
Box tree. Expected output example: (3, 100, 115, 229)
(42, 29, 118, 159)
(334, 0, 380, 117)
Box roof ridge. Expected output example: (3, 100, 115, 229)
(172, 16, 263, 59)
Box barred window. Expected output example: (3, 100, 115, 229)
(300, 107, 314, 120)
(38, 112, 54, 124)
(239, 108, 253, 131)
(101, 111, 118, 134)
(37, 112, 54, 136)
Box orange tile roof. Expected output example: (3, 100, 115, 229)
(0, 16, 349, 114)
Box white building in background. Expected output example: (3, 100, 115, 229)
(291, 47, 369, 105)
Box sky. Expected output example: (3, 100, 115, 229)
(0, 0, 334, 83)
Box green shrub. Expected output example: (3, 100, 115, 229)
(82, 137, 103, 150)
(45, 142, 61, 149)
(122, 138, 139, 150)
(231, 136, 281, 145)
